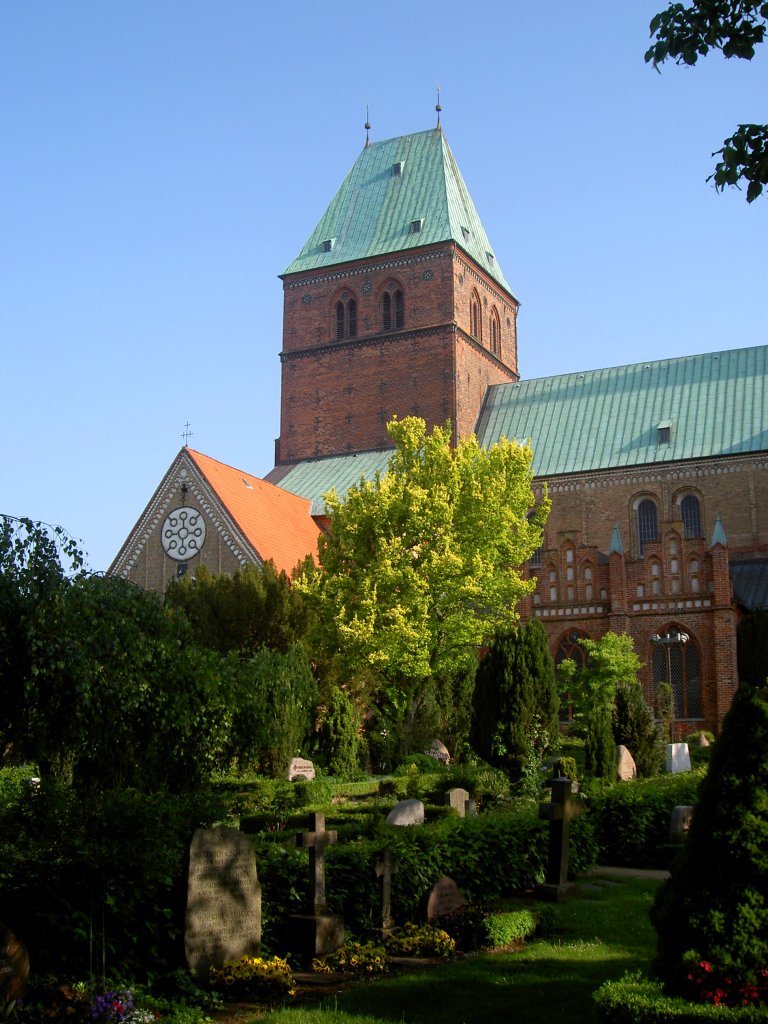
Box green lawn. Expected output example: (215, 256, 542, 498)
(264, 874, 661, 1024)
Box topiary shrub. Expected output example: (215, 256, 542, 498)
(651, 679, 768, 1001)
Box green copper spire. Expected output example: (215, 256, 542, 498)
(283, 128, 514, 296)
(609, 524, 624, 555)
(711, 514, 727, 547)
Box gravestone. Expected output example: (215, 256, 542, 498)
(445, 787, 470, 817)
(670, 804, 695, 841)
(288, 757, 315, 781)
(374, 847, 399, 935)
(289, 812, 344, 964)
(386, 799, 425, 826)
(426, 877, 466, 922)
(465, 798, 478, 817)
(425, 739, 450, 766)
(184, 827, 262, 982)
(666, 742, 691, 773)
(535, 777, 582, 901)
(616, 745, 637, 781)
(0, 922, 29, 1008)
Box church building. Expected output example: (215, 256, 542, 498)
(110, 124, 768, 735)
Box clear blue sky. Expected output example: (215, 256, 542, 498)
(2, 2, 765, 573)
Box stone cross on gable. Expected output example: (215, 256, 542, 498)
(538, 777, 582, 891)
(297, 812, 337, 915)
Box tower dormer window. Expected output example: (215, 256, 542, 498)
(411, 218, 423, 233)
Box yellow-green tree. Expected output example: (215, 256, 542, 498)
(297, 417, 549, 755)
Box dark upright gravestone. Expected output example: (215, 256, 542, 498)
(535, 777, 582, 901)
(374, 847, 399, 936)
(184, 827, 262, 981)
(426, 877, 466, 922)
(0, 923, 28, 1009)
(289, 812, 344, 965)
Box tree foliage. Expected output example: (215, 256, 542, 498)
(613, 679, 663, 777)
(651, 677, 768, 998)
(737, 608, 768, 686)
(646, 1, 768, 201)
(165, 560, 307, 655)
(470, 620, 559, 788)
(561, 632, 644, 780)
(297, 417, 549, 749)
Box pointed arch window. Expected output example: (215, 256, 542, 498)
(637, 498, 659, 555)
(651, 628, 702, 719)
(382, 288, 404, 332)
(335, 295, 357, 340)
(489, 307, 501, 355)
(470, 290, 482, 341)
(681, 494, 702, 539)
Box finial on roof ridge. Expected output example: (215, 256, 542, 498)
(435, 84, 442, 130)
(364, 106, 371, 148)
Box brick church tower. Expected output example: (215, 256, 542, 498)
(274, 127, 520, 465)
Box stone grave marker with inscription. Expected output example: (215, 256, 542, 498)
(425, 739, 450, 766)
(426, 877, 466, 922)
(184, 827, 262, 981)
(0, 922, 28, 1009)
(288, 757, 315, 781)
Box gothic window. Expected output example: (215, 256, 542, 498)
(335, 295, 357, 340)
(555, 631, 588, 722)
(583, 562, 594, 601)
(636, 498, 659, 554)
(382, 287, 405, 332)
(681, 494, 702, 539)
(651, 628, 702, 719)
(489, 307, 501, 355)
(650, 558, 662, 596)
(470, 290, 482, 341)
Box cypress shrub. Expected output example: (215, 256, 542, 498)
(651, 679, 768, 1000)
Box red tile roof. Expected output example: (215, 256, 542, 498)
(186, 449, 320, 576)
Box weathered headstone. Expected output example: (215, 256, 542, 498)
(386, 799, 425, 826)
(184, 827, 262, 982)
(465, 797, 478, 817)
(535, 777, 582, 901)
(670, 804, 695, 841)
(426, 877, 466, 922)
(445, 787, 470, 817)
(616, 745, 637, 781)
(288, 757, 315, 781)
(425, 739, 451, 766)
(0, 922, 29, 1008)
(666, 742, 691, 773)
(289, 812, 344, 964)
(374, 847, 399, 935)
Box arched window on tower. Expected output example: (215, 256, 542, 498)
(382, 287, 404, 332)
(489, 307, 501, 355)
(680, 494, 702, 539)
(470, 290, 482, 341)
(335, 294, 357, 340)
(636, 498, 659, 555)
(651, 627, 702, 719)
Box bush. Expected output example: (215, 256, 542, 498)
(652, 679, 768, 1000)
(594, 973, 768, 1023)
(482, 909, 541, 948)
(312, 941, 388, 975)
(588, 772, 705, 869)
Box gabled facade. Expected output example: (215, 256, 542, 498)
(109, 448, 321, 588)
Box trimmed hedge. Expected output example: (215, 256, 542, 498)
(594, 975, 768, 1023)
(482, 907, 554, 948)
(587, 771, 705, 868)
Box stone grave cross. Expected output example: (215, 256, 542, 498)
(537, 777, 582, 900)
(297, 812, 337, 915)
